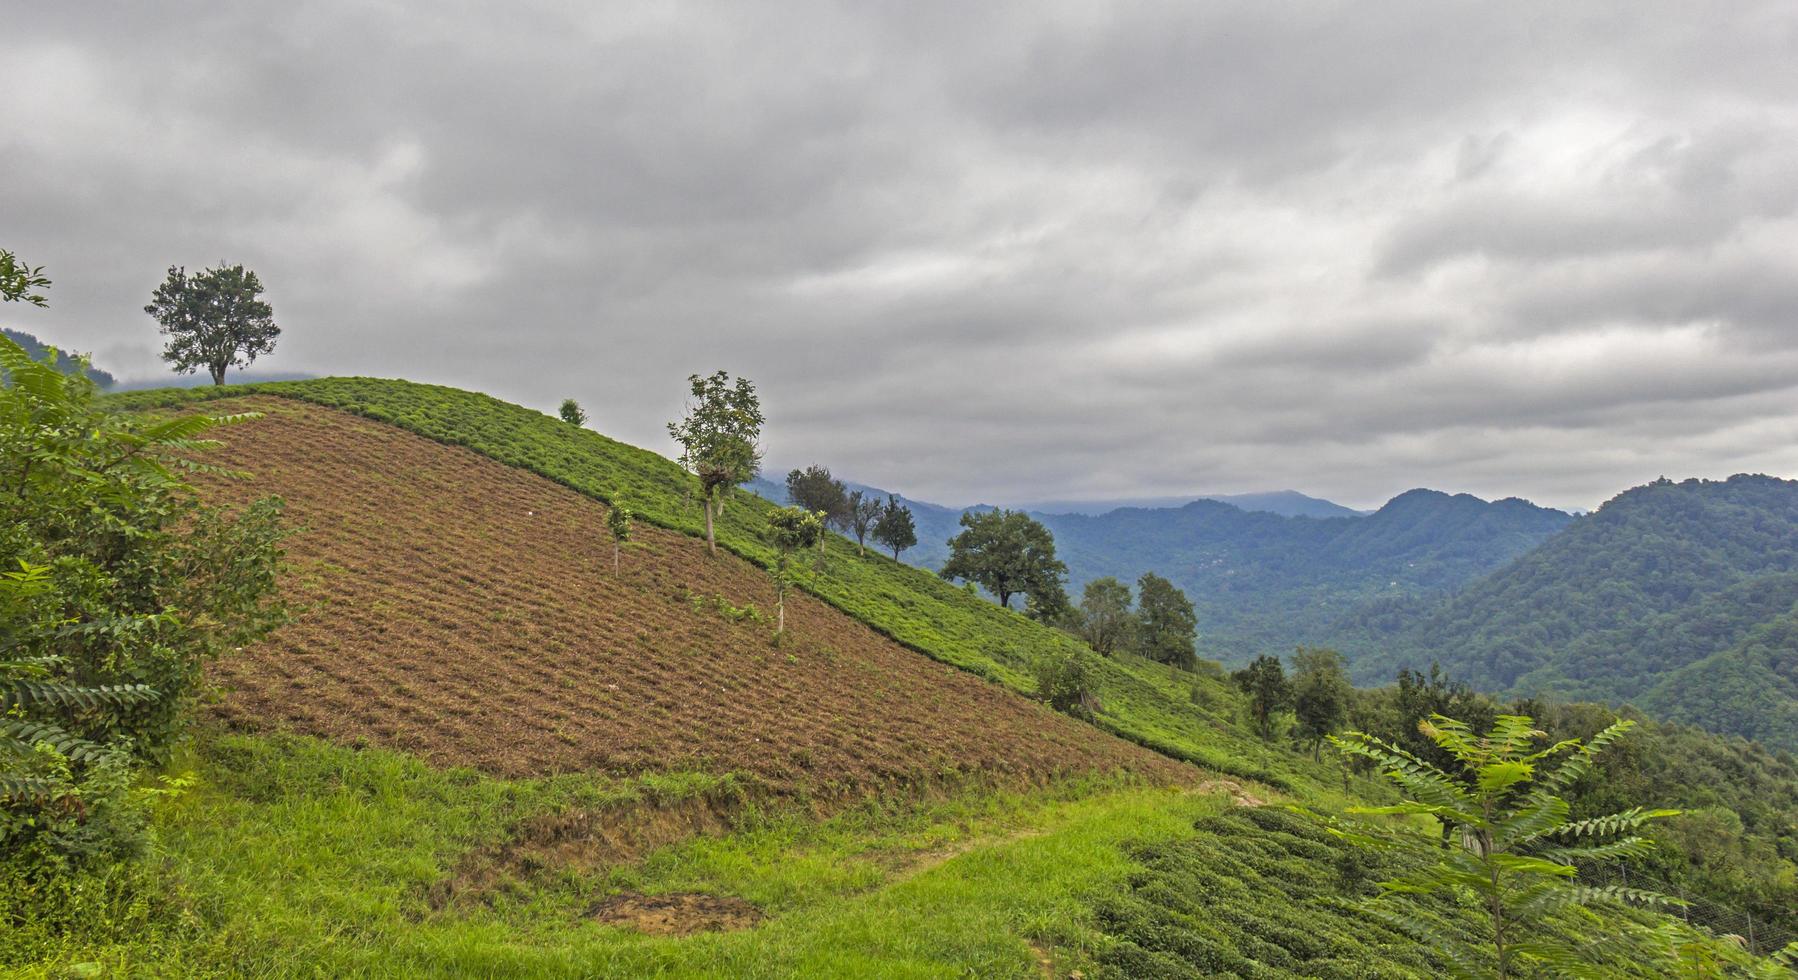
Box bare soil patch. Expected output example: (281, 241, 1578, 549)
(192, 397, 1192, 793)
(591, 891, 763, 936)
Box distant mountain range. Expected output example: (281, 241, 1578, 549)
(1016, 489, 1370, 519)
(754, 468, 1798, 751)
(750, 474, 1573, 658)
(3, 328, 116, 387)
(1342, 474, 1798, 750)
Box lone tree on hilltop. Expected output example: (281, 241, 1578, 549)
(845, 490, 883, 557)
(872, 495, 916, 561)
(559, 398, 587, 426)
(1233, 653, 1292, 739)
(605, 502, 632, 575)
(939, 509, 1067, 614)
(1136, 572, 1198, 670)
(786, 464, 846, 552)
(1076, 576, 1134, 656)
(667, 370, 763, 554)
(766, 506, 824, 638)
(146, 263, 279, 385)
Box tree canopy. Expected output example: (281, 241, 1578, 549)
(872, 495, 917, 561)
(1135, 572, 1197, 669)
(667, 370, 763, 554)
(1076, 576, 1134, 656)
(145, 263, 280, 385)
(938, 509, 1067, 613)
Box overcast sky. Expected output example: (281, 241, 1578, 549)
(7, 3, 1798, 511)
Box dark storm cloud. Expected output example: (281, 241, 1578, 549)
(6, 1, 1798, 511)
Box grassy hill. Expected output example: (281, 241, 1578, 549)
(1348, 474, 1798, 750)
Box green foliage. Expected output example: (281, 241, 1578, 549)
(0, 330, 114, 388)
(1234, 654, 1292, 740)
(872, 494, 916, 561)
(766, 507, 825, 636)
(667, 370, 763, 553)
(1134, 572, 1196, 670)
(1323, 713, 1682, 978)
(1291, 647, 1352, 757)
(1036, 652, 1100, 721)
(785, 465, 847, 530)
(557, 398, 586, 426)
(605, 501, 632, 574)
(845, 490, 883, 556)
(145, 263, 280, 385)
(1076, 576, 1134, 656)
(1, 331, 286, 879)
(1, 248, 52, 306)
(939, 509, 1068, 615)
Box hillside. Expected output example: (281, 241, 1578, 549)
(187, 396, 1188, 790)
(1349, 475, 1798, 749)
(110, 378, 1324, 791)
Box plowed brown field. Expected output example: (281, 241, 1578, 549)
(193, 397, 1191, 791)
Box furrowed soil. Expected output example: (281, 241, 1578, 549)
(193, 397, 1192, 793)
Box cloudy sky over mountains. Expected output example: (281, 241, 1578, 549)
(7, 2, 1797, 509)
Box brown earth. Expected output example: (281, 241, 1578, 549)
(590, 892, 763, 936)
(193, 397, 1193, 793)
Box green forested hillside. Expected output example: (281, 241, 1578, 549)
(1347, 475, 1798, 750)
(1039, 488, 1572, 660)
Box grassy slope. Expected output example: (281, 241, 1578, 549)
(11, 734, 1235, 978)
(109, 378, 1319, 792)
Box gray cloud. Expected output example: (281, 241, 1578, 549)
(6, 0, 1798, 512)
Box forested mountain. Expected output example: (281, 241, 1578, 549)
(1038, 489, 1572, 659)
(751, 476, 1572, 660)
(1349, 475, 1798, 750)
(1, 327, 114, 387)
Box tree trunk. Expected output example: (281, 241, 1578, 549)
(613, 541, 620, 575)
(210, 363, 226, 385)
(777, 588, 785, 636)
(704, 498, 716, 554)
(998, 591, 1012, 608)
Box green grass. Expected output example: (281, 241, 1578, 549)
(10, 732, 1232, 978)
(108, 378, 1327, 792)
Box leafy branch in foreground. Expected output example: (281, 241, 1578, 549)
(1317, 713, 1689, 979)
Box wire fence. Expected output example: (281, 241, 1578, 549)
(1578, 861, 1795, 957)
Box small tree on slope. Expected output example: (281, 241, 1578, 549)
(845, 490, 883, 557)
(765, 507, 823, 639)
(1322, 714, 1684, 979)
(872, 495, 916, 561)
(559, 398, 587, 426)
(605, 503, 632, 575)
(666, 371, 763, 555)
